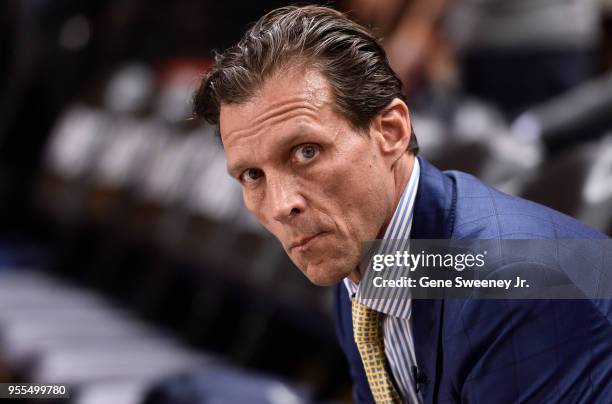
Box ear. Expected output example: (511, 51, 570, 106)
(371, 98, 412, 165)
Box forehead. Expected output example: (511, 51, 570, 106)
(218, 67, 334, 146)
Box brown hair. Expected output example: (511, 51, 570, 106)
(193, 5, 418, 153)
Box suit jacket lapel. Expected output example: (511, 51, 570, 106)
(410, 157, 456, 403)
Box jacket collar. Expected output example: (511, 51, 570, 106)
(411, 156, 455, 240)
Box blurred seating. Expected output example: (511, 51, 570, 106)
(0, 268, 211, 404)
(519, 134, 612, 235)
(143, 365, 311, 404)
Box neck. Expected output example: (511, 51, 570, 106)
(349, 153, 416, 283)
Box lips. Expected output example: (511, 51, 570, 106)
(289, 232, 325, 252)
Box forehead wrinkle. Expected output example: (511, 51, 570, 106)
(223, 102, 323, 145)
(222, 67, 332, 144)
(251, 97, 322, 126)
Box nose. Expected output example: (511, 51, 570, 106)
(267, 175, 306, 223)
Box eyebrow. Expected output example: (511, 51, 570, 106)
(226, 125, 322, 178)
(227, 161, 248, 179)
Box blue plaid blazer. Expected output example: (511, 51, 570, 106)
(335, 157, 612, 403)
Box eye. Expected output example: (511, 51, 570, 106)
(241, 168, 263, 184)
(293, 144, 319, 163)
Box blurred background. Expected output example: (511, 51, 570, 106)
(0, 0, 611, 403)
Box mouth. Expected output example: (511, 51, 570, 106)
(289, 232, 326, 252)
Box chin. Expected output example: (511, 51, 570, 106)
(301, 260, 351, 287)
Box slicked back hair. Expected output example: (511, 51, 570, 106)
(193, 5, 418, 153)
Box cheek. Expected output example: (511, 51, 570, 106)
(243, 189, 285, 238)
(319, 160, 388, 238)
(243, 190, 267, 224)
(243, 191, 255, 212)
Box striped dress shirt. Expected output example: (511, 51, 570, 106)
(343, 158, 421, 403)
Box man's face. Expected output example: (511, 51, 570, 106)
(220, 68, 396, 286)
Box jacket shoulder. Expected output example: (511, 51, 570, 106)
(445, 170, 607, 239)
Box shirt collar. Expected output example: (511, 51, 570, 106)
(343, 158, 420, 319)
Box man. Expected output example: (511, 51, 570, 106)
(193, 6, 612, 403)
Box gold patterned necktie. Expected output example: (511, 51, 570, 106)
(352, 297, 401, 403)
